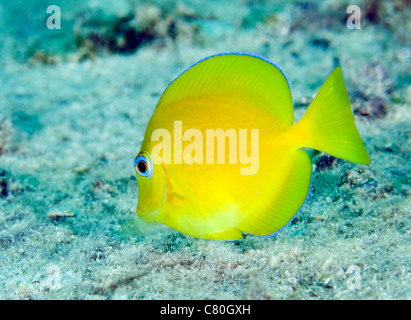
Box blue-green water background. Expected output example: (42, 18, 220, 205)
(0, 0, 410, 299)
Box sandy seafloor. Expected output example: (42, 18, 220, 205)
(0, 0, 410, 299)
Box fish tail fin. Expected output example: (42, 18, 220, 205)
(294, 67, 370, 164)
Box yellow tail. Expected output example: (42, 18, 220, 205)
(294, 67, 371, 164)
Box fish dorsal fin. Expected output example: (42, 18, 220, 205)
(156, 52, 294, 126)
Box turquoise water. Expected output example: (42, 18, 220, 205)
(0, 0, 410, 299)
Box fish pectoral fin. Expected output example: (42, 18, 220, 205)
(239, 150, 312, 237)
(162, 163, 185, 205)
(166, 189, 185, 207)
(204, 228, 243, 240)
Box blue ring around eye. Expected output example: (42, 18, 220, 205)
(134, 153, 153, 179)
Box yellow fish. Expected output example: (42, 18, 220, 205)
(123, 52, 370, 240)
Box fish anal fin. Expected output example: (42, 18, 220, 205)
(204, 227, 243, 240)
(239, 150, 312, 237)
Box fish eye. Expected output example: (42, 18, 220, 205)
(137, 161, 147, 173)
(134, 153, 153, 178)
